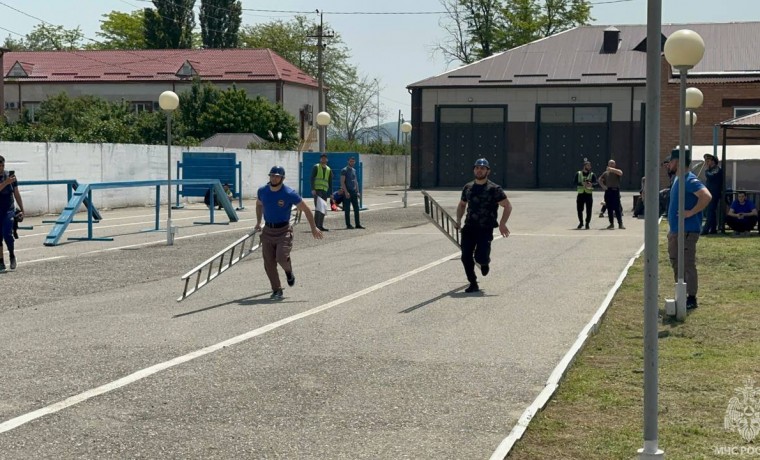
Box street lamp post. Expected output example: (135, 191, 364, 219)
(400, 121, 412, 208)
(159, 90, 179, 246)
(664, 29, 705, 314)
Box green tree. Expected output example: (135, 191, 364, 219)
(89, 10, 146, 50)
(144, 0, 196, 49)
(21, 24, 85, 50)
(200, 0, 242, 48)
(437, 0, 593, 64)
(177, 79, 221, 140)
(1, 35, 27, 51)
(539, 0, 592, 37)
(501, 0, 542, 49)
(238, 16, 377, 144)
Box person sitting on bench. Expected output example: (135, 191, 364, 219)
(725, 191, 758, 236)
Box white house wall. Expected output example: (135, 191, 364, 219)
(2, 142, 406, 216)
(420, 86, 646, 123)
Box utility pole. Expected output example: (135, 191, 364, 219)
(308, 10, 333, 152)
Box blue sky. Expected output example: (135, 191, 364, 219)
(2, 0, 759, 123)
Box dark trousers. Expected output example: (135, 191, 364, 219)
(260, 225, 293, 291)
(0, 209, 14, 256)
(344, 191, 360, 227)
(460, 225, 494, 283)
(726, 215, 758, 233)
(604, 189, 622, 225)
(667, 232, 700, 297)
(576, 193, 593, 224)
(703, 192, 721, 233)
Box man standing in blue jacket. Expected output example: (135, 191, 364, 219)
(665, 149, 712, 310)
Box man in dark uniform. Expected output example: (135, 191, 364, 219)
(598, 159, 625, 230)
(574, 160, 596, 229)
(701, 153, 722, 235)
(254, 166, 323, 300)
(455, 158, 512, 293)
(0, 155, 24, 271)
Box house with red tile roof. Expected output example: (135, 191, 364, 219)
(0, 48, 320, 142)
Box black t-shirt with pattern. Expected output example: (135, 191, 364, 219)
(461, 180, 507, 228)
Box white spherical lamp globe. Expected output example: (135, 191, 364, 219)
(664, 29, 705, 68)
(685, 87, 703, 109)
(400, 121, 412, 134)
(158, 91, 179, 111)
(316, 111, 331, 126)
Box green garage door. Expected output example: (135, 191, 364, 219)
(437, 106, 507, 187)
(537, 106, 610, 188)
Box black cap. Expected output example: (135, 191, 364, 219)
(664, 148, 691, 165)
(320, 153, 327, 158)
(703, 152, 718, 162)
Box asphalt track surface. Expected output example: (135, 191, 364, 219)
(0, 188, 643, 459)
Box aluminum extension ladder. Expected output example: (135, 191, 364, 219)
(177, 210, 302, 302)
(421, 190, 462, 249)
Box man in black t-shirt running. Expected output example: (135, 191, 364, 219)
(455, 158, 513, 293)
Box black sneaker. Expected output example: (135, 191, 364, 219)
(606, 224, 615, 230)
(270, 289, 284, 300)
(9, 256, 16, 270)
(465, 282, 480, 293)
(0, 260, 5, 272)
(686, 295, 698, 310)
(618, 225, 626, 230)
(576, 223, 583, 229)
(355, 225, 366, 229)
(481, 264, 489, 276)
(346, 225, 354, 229)
(319, 227, 329, 232)
(585, 223, 590, 230)
(286, 271, 295, 287)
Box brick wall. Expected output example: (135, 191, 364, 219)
(658, 57, 760, 186)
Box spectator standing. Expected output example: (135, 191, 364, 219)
(701, 153, 723, 235)
(598, 159, 625, 229)
(574, 160, 596, 229)
(340, 157, 364, 229)
(0, 155, 24, 271)
(310, 153, 333, 232)
(665, 149, 712, 310)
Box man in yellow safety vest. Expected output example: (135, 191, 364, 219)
(310, 153, 333, 231)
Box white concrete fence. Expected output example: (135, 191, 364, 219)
(1, 142, 410, 216)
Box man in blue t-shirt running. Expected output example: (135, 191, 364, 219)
(255, 166, 323, 300)
(665, 149, 712, 310)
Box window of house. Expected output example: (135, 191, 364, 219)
(733, 107, 760, 118)
(21, 102, 41, 122)
(130, 101, 153, 114)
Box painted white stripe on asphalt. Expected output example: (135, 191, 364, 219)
(0, 251, 459, 434)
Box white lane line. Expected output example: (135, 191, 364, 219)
(0, 251, 459, 434)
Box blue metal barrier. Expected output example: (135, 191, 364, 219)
(176, 152, 244, 210)
(44, 179, 238, 246)
(18, 179, 103, 222)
